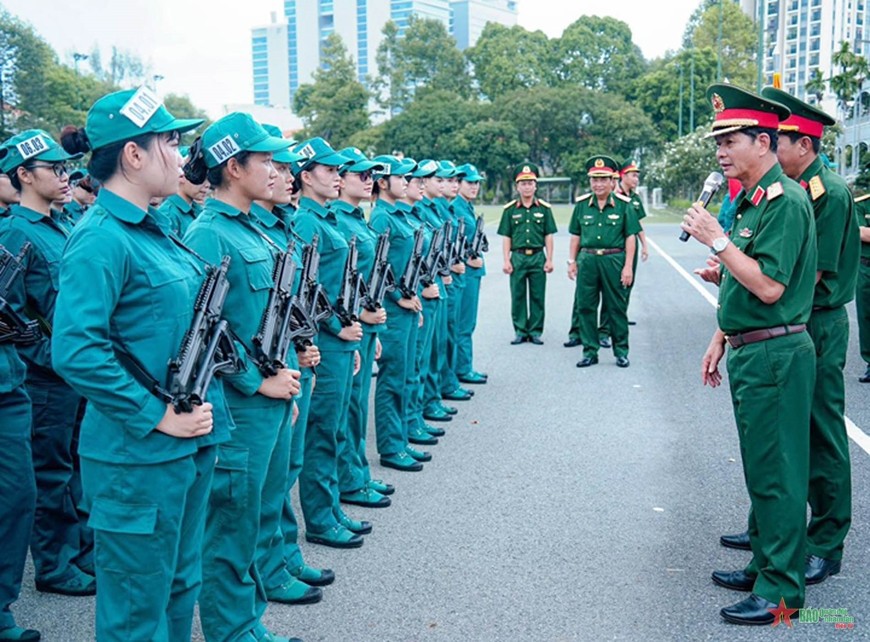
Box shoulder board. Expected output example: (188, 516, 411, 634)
(575, 193, 591, 202)
(854, 193, 870, 203)
(809, 175, 826, 201)
(613, 192, 631, 203)
(766, 181, 783, 201)
(503, 200, 517, 209)
(537, 199, 551, 208)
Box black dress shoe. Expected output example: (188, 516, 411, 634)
(711, 569, 756, 591)
(598, 337, 611, 348)
(860, 364, 870, 383)
(510, 334, 527, 345)
(576, 356, 598, 368)
(720, 531, 751, 551)
(563, 338, 582, 347)
(628, 320, 637, 326)
(720, 594, 777, 625)
(528, 336, 543, 345)
(615, 356, 630, 368)
(805, 555, 841, 585)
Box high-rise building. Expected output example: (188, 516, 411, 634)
(251, 12, 291, 108)
(450, 0, 518, 50)
(253, 0, 516, 105)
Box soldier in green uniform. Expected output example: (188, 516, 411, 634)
(183, 112, 303, 642)
(568, 156, 639, 368)
(51, 87, 236, 641)
(685, 84, 816, 624)
(498, 163, 556, 344)
(63, 169, 96, 224)
(856, 194, 870, 382)
(0, 130, 97, 598)
(157, 147, 209, 237)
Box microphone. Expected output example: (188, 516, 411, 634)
(680, 171, 725, 242)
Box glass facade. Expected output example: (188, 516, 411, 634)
(252, 32, 269, 105)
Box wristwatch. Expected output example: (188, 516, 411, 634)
(711, 237, 730, 255)
(566, 259, 576, 265)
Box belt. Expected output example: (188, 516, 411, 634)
(812, 305, 841, 312)
(725, 324, 806, 349)
(861, 257, 870, 267)
(580, 248, 624, 256)
(513, 248, 542, 255)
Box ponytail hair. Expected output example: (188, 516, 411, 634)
(60, 125, 92, 156)
(183, 137, 209, 185)
(61, 124, 159, 183)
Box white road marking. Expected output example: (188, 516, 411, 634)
(648, 235, 870, 457)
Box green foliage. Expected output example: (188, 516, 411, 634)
(690, 0, 757, 88)
(466, 24, 554, 101)
(646, 126, 720, 200)
(293, 33, 370, 148)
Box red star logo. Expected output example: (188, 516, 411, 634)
(768, 598, 799, 628)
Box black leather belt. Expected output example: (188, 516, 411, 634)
(725, 324, 806, 349)
(861, 257, 870, 267)
(580, 248, 624, 256)
(513, 248, 542, 255)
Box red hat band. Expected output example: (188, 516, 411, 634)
(779, 114, 824, 138)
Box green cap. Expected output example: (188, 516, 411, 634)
(337, 147, 384, 174)
(760, 87, 835, 137)
(260, 124, 304, 165)
(68, 168, 89, 183)
(514, 162, 539, 182)
(201, 112, 291, 168)
(0, 129, 81, 174)
(706, 83, 790, 138)
(435, 160, 458, 178)
(86, 87, 204, 151)
(410, 159, 439, 178)
(585, 155, 618, 177)
(619, 159, 639, 176)
(291, 137, 349, 174)
(372, 155, 415, 179)
(455, 163, 483, 182)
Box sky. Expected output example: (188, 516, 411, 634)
(0, 0, 702, 118)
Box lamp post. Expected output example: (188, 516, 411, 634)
(151, 74, 165, 94)
(72, 52, 88, 75)
(716, 0, 723, 82)
(678, 61, 684, 138)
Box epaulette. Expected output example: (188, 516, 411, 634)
(766, 181, 783, 201)
(537, 199, 551, 207)
(503, 200, 517, 209)
(855, 194, 870, 203)
(575, 193, 591, 202)
(613, 192, 632, 203)
(809, 175, 826, 201)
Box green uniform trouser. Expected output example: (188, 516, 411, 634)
(441, 277, 463, 394)
(256, 402, 294, 595)
(576, 253, 629, 359)
(376, 300, 416, 455)
(0, 386, 35, 631)
(806, 306, 852, 561)
(596, 238, 639, 340)
(403, 313, 422, 434)
(70, 399, 94, 573)
(424, 295, 447, 412)
(456, 274, 482, 375)
(412, 296, 439, 433)
(509, 250, 546, 338)
(733, 333, 814, 608)
(83, 446, 215, 642)
(200, 391, 287, 642)
(858, 259, 870, 363)
(27, 370, 86, 585)
(340, 332, 378, 494)
(299, 349, 355, 534)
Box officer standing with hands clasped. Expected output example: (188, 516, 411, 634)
(856, 192, 870, 382)
(498, 163, 556, 345)
(684, 84, 817, 625)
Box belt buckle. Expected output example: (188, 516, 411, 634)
(524, 249, 533, 255)
(595, 249, 604, 256)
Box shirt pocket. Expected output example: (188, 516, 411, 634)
(237, 246, 274, 292)
(143, 266, 194, 324)
(45, 258, 61, 292)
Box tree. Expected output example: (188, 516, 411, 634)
(645, 126, 719, 200)
(805, 68, 826, 105)
(551, 16, 646, 95)
(163, 93, 211, 142)
(371, 21, 406, 117)
(446, 117, 529, 200)
(690, 0, 758, 89)
(0, 25, 19, 137)
(829, 41, 869, 116)
(293, 33, 370, 147)
(466, 24, 553, 100)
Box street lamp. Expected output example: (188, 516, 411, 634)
(72, 52, 88, 75)
(152, 74, 165, 93)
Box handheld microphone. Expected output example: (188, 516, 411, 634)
(679, 171, 725, 242)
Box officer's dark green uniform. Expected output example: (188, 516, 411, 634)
(0, 130, 94, 595)
(569, 156, 640, 365)
(183, 112, 296, 642)
(0, 244, 37, 642)
(856, 194, 870, 381)
(762, 87, 860, 571)
(370, 156, 424, 472)
(452, 163, 487, 382)
(497, 163, 556, 341)
(50, 88, 234, 641)
(705, 84, 817, 614)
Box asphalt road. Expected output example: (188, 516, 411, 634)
(14, 223, 870, 641)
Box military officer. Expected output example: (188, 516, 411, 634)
(857, 193, 870, 382)
(568, 156, 640, 368)
(684, 83, 816, 624)
(497, 163, 556, 344)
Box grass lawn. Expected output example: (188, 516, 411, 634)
(476, 203, 685, 227)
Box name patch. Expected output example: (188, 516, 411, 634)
(15, 134, 48, 160)
(208, 136, 241, 164)
(120, 87, 162, 128)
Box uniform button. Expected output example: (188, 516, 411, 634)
(736, 215, 742, 220)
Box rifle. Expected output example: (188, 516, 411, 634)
(468, 215, 489, 259)
(451, 217, 467, 266)
(420, 223, 448, 286)
(361, 231, 395, 311)
(253, 240, 299, 376)
(398, 228, 425, 298)
(334, 236, 366, 326)
(294, 235, 334, 347)
(0, 243, 41, 345)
